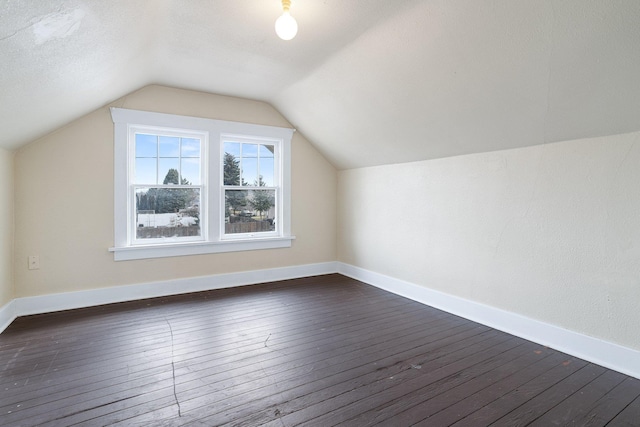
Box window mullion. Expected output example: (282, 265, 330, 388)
(155, 135, 159, 185)
(178, 138, 182, 183)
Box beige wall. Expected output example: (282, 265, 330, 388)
(14, 85, 337, 298)
(0, 148, 14, 306)
(338, 131, 640, 351)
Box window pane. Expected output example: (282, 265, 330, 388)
(181, 158, 200, 185)
(242, 157, 258, 186)
(159, 136, 180, 157)
(242, 144, 258, 158)
(259, 164, 274, 187)
(135, 187, 201, 239)
(259, 158, 275, 186)
(259, 144, 275, 186)
(225, 189, 276, 235)
(241, 144, 258, 185)
(223, 152, 240, 185)
(181, 138, 200, 157)
(249, 188, 276, 220)
(159, 158, 180, 184)
(259, 145, 275, 158)
(224, 142, 241, 158)
(135, 134, 157, 157)
(135, 158, 157, 184)
(224, 189, 249, 217)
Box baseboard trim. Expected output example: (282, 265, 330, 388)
(0, 299, 16, 335)
(338, 262, 640, 380)
(1, 261, 338, 333)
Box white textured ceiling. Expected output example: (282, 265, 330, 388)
(1, 0, 639, 169)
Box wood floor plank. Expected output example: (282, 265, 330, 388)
(372, 345, 559, 426)
(489, 363, 607, 426)
(7, 310, 436, 424)
(566, 377, 640, 426)
(527, 369, 628, 426)
(187, 326, 496, 426)
(1, 287, 419, 398)
(330, 341, 543, 427)
(1, 283, 412, 382)
(3, 290, 442, 424)
(1, 274, 637, 427)
(409, 350, 569, 426)
(450, 356, 589, 427)
(267, 336, 525, 426)
(213, 325, 493, 423)
(607, 394, 640, 427)
(109, 318, 487, 426)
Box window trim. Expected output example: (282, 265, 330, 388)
(220, 134, 282, 241)
(129, 125, 208, 246)
(110, 108, 295, 261)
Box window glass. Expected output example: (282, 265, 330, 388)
(135, 134, 158, 184)
(223, 152, 241, 186)
(241, 144, 258, 186)
(135, 158, 157, 184)
(224, 142, 241, 158)
(242, 157, 258, 186)
(135, 134, 157, 157)
(159, 159, 180, 184)
(133, 130, 204, 244)
(222, 140, 278, 237)
(225, 189, 249, 218)
(224, 189, 276, 235)
(181, 138, 200, 157)
(181, 158, 200, 185)
(135, 187, 201, 239)
(259, 144, 275, 187)
(159, 136, 180, 157)
(242, 143, 258, 158)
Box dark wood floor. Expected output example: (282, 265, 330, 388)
(1, 274, 639, 426)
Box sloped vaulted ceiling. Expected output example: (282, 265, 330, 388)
(1, 0, 640, 169)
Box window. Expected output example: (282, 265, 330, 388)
(132, 128, 205, 245)
(222, 137, 278, 238)
(110, 108, 294, 261)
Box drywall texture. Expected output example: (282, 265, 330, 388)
(14, 85, 337, 298)
(0, 148, 14, 306)
(338, 131, 640, 351)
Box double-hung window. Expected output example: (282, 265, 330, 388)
(110, 108, 294, 261)
(132, 128, 206, 245)
(222, 136, 279, 239)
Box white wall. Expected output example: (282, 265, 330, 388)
(13, 85, 337, 298)
(338, 131, 640, 351)
(0, 148, 14, 307)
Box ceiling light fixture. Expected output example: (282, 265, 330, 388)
(275, 0, 298, 40)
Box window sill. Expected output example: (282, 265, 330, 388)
(109, 236, 295, 261)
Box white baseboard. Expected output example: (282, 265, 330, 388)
(338, 262, 640, 380)
(0, 261, 338, 333)
(0, 299, 16, 335)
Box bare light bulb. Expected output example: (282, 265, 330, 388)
(275, 1, 297, 40)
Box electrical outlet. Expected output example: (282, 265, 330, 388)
(28, 255, 39, 270)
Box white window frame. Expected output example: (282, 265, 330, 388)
(220, 134, 282, 241)
(129, 125, 208, 246)
(110, 108, 294, 261)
